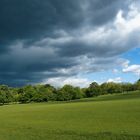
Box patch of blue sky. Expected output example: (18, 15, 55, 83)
(122, 48, 140, 64)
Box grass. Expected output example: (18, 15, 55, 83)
(0, 91, 140, 140)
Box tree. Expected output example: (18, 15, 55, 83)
(56, 85, 83, 101)
(0, 85, 13, 104)
(122, 83, 135, 92)
(18, 85, 37, 103)
(57, 85, 73, 101)
(0, 91, 7, 105)
(135, 79, 140, 90)
(86, 82, 101, 97)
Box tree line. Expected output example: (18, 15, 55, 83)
(0, 79, 140, 105)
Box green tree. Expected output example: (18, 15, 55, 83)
(86, 82, 101, 97)
(56, 85, 83, 101)
(135, 79, 140, 90)
(0, 85, 13, 104)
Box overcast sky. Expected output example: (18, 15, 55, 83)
(0, 0, 140, 87)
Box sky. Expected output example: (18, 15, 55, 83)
(0, 0, 140, 87)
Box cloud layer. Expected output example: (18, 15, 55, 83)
(0, 0, 140, 86)
(123, 65, 140, 75)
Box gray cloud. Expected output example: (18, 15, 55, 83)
(0, 0, 127, 42)
(0, 0, 139, 86)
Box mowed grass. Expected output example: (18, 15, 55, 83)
(0, 91, 140, 140)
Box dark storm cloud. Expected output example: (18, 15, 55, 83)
(0, 0, 126, 42)
(0, 0, 83, 42)
(0, 0, 138, 86)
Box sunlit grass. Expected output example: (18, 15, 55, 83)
(0, 91, 140, 140)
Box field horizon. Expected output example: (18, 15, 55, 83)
(0, 91, 140, 140)
(0, 0, 140, 139)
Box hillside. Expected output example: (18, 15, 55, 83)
(0, 91, 140, 140)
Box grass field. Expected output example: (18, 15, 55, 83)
(0, 91, 140, 140)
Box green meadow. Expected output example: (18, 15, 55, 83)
(0, 91, 140, 140)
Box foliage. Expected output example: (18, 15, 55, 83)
(0, 79, 140, 104)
